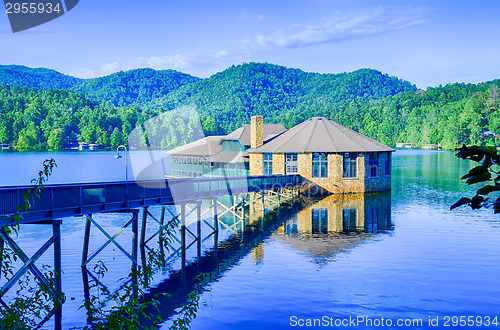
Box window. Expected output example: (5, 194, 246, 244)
(343, 152, 357, 178)
(286, 153, 298, 174)
(264, 153, 273, 175)
(342, 208, 357, 232)
(312, 153, 328, 178)
(367, 207, 379, 233)
(312, 208, 328, 234)
(385, 152, 391, 175)
(368, 153, 379, 177)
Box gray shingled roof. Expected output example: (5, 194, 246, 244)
(167, 136, 223, 156)
(207, 150, 248, 163)
(222, 124, 286, 146)
(247, 116, 394, 153)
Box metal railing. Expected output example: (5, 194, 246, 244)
(0, 175, 302, 224)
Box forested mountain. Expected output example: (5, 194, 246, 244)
(306, 81, 500, 149)
(0, 65, 83, 90)
(0, 62, 498, 151)
(147, 63, 417, 133)
(72, 68, 201, 107)
(0, 85, 138, 150)
(0, 66, 201, 107)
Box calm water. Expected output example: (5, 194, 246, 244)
(1, 150, 499, 329)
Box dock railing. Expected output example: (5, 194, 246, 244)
(0, 175, 303, 224)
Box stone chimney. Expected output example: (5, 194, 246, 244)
(250, 115, 264, 149)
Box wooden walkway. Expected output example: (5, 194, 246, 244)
(0, 175, 302, 224)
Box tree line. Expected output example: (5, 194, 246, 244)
(0, 63, 499, 151)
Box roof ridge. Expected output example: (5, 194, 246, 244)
(333, 121, 370, 151)
(267, 120, 307, 152)
(333, 121, 382, 150)
(322, 118, 338, 152)
(303, 117, 318, 151)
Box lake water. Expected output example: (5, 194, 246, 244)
(1, 149, 499, 329)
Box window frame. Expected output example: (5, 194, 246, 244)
(263, 153, 273, 175)
(368, 152, 379, 178)
(343, 152, 358, 178)
(312, 152, 328, 178)
(385, 152, 391, 176)
(285, 153, 298, 175)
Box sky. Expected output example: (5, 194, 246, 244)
(0, 0, 499, 89)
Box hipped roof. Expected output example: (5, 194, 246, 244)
(248, 116, 394, 153)
(167, 136, 223, 156)
(222, 124, 286, 146)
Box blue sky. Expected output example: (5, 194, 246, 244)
(0, 0, 499, 88)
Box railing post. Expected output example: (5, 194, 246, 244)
(180, 204, 186, 282)
(132, 210, 138, 269)
(0, 235, 4, 279)
(81, 215, 92, 267)
(197, 202, 202, 269)
(213, 197, 218, 247)
(52, 219, 62, 330)
(140, 207, 148, 246)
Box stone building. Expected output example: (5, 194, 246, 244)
(247, 115, 394, 194)
(168, 122, 286, 177)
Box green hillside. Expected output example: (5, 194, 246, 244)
(0, 65, 83, 90)
(147, 62, 417, 133)
(72, 68, 201, 106)
(0, 62, 498, 151)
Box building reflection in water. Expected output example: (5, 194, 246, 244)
(266, 192, 392, 264)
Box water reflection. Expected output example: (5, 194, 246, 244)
(76, 192, 393, 328)
(285, 193, 392, 235)
(275, 193, 392, 264)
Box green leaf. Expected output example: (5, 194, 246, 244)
(450, 197, 471, 210)
(471, 195, 488, 209)
(479, 146, 498, 155)
(477, 185, 500, 195)
(461, 165, 488, 180)
(466, 171, 492, 185)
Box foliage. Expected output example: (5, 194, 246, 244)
(0, 266, 60, 329)
(81, 213, 204, 330)
(1, 62, 500, 151)
(169, 274, 205, 330)
(81, 261, 165, 330)
(0, 85, 143, 150)
(0, 64, 83, 90)
(0, 159, 204, 329)
(72, 68, 201, 107)
(146, 63, 417, 134)
(4, 158, 57, 232)
(0, 159, 60, 329)
(451, 144, 500, 212)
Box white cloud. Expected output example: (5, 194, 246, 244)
(251, 6, 430, 49)
(70, 50, 231, 79)
(238, 13, 266, 22)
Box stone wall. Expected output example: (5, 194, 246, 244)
(296, 194, 366, 233)
(272, 153, 285, 175)
(249, 150, 392, 193)
(249, 153, 263, 176)
(364, 152, 392, 192)
(250, 115, 264, 149)
(299, 153, 366, 194)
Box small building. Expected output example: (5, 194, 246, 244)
(0, 143, 11, 151)
(395, 142, 416, 148)
(168, 123, 286, 177)
(247, 115, 394, 194)
(79, 142, 89, 150)
(169, 136, 223, 177)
